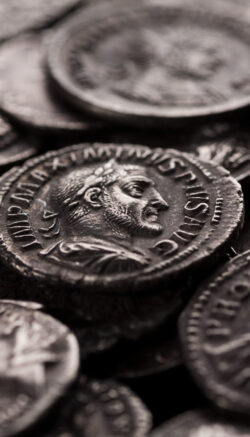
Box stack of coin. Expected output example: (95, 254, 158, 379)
(1, 1, 250, 436)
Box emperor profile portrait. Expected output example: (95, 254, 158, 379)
(40, 159, 168, 274)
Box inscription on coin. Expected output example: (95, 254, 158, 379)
(48, 0, 250, 124)
(0, 300, 79, 436)
(179, 250, 250, 415)
(0, 143, 243, 291)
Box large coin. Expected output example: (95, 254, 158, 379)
(151, 409, 250, 436)
(44, 377, 152, 437)
(48, 0, 250, 126)
(0, 143, 243, 292)
(0, 299, 79, 437)
(0, 34, 101, 134)
(0, 0, 81, 42)
(179, 250, 250, 416)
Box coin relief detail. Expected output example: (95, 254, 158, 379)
(0, 143, 243, 290)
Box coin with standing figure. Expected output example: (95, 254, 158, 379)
(0, 299, 79, 437)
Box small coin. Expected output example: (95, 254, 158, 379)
(0, 116, 38, 169)
(0, 34, 101, 134)
(43, 377, 152, 437)
(151, 409, 250, 437)
(0, 299, 79, 437)
(48, 0, 250, 126)
(179, 249, 250, 416)
(0, 0, 81, 42)
(0, 143, 243, 293)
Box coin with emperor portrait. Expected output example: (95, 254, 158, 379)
(0, 143, 243, 292)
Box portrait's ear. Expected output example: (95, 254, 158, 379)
(84, 187, 102, 208)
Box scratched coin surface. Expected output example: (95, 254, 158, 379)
(0, 299, 79, 437)
(0, 34, 100, 134)
(179, 250, 250, 415)
(45, 377, 152, 437)
(0, 0, 80, 42)
(0, 143, 243, 292)
(48, 0, 250, 126)
(151, 409, 250, 437)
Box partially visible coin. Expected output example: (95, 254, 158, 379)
(0, 34, 101, 134)
(48, 0, 250, 126)
(151, 409, 250, 436)
(0, 299, 79, 437)
(0, 0, 81, 42)
(196, 141, 250, 184)
(179, 250, 250, 416)
(0, 116, 38, 169)
(43, 377, 152, 437)
(0, 143, 243, 293)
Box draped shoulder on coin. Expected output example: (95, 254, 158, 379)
(0, 143, 243, 292)
(179, 250, 250, 416)
(48, 0, 250, 126)
(0, 300, 79, 437)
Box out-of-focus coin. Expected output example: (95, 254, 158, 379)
(48, 0, 250, 126)
(0, 116, 38, 169)
(0, 143, 243, 292)
(0, 0, 81, 42)
(43, 377, 152, 437)
(0, 34, 101, 134)
(179, 250, 250, 416)
(0, 299, 79, 437)
(151, 409, 250, 436)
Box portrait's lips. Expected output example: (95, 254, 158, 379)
(144, 206, 159, 223)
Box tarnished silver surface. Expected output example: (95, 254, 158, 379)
(0, 299, 79, 437)
(0, 143, 243, 292)
(0, 34, 101, 134)
(48, 0, 250, 126)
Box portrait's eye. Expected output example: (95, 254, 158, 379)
(123, 183, 145, 198)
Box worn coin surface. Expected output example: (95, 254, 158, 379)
(179, 250, 250, 415)
(48, 0, 250, 126)
(151, 409, 250, 436)
(0, 143, 243, 292)
(0, 299, 79, 437)
(0, 117, 38, 169)
(0, 34, 101, 134)
(44, 377, 152, 437)
(196, 141, 250, 184)
(0, 0, 81, 42)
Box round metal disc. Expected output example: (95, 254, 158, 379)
(48, 0, 250, 126)
(0, 34, 101, 134)
(0, 299, 79, 437)
(179, 250, 250, 416)
(0, 143, 243, 293)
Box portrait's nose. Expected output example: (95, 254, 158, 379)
(150, 190, 168, 211)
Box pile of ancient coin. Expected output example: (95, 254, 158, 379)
(2, 0, 250, 436)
